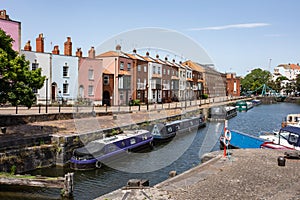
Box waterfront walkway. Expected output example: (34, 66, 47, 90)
(0, 96, 244, 137)
(99, 149, 300, 200)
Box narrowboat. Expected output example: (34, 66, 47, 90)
(151, 121, 177, 141)
(252, 99, 261, 106)
(70, 129, 153, 170)
(151, 114, 206, 141)
(208, 106, 237, 121)
(236, 100, 253, 111)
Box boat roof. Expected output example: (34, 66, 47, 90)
(281, 126, 300, 135)
(74, 129, 149, 155)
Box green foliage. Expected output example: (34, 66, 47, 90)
(10, 165, 16, 175)
(201, 94, 208, 99)
(0, 29, 45, 108)
(241, 68, 272, 93)
(296, 74, 300, 92)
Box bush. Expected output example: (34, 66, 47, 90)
(202, 94, 208, 99)
(129, 99, 140, 106)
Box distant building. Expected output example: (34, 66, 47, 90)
(0, 10, 21, 52)
(276, 63, 300, 80)
(226, 73, 241, 97)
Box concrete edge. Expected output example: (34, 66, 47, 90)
(155, 153, 223, 188)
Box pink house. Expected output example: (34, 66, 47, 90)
(78, 47, 104, 105)
(0, 10, 21, 52)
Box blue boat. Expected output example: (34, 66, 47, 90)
(70, 129, 153, 170)
(220, 130, 266, 149)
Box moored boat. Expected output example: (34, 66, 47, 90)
(220, 129, 266, 149)
(260, 126, 300, 150)
(252, 99, 261, 106)
(208, 106, 237, 121)
(70, 129, 153, 170)
(152, 114, 206, 142)
(281, 113, 300, 128)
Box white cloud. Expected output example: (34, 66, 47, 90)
(188, 23, 270, 31)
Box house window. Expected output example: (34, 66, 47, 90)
(158, 67, 161, 74)
(104, 75, 109, 85)
(120, 61, 124, 70)
(63, 83, 69, 94)
(120, 91, 124, 100)
(144, 66, 147, 72)
(167, 69, 170, 75)
(88, 85, 94, 96)
(127, 63, 131, 71)
(79, 85, 84, 98)
(32, 62, 39, 70)
(163, 68, 166, 75)
(32, 88, 37, 93)
(138, 65, 141, 72)
(63, 64, 69, 77)
(88, 69, 94, 80)
(153, 66, 156, 74)
(137, 91, 141, 98)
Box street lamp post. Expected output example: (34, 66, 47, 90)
(46, 78, 48, 113)
(146, 84, 149, 111)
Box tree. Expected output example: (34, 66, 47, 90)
(296, 74, 300, 92)
(0, 28, 45, 108)
(241, 68, 272, 94)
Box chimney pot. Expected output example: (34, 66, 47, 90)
(133, 49, 137, 54)
(64, 37, 72, 56)
(76, 48, 82, 57)
(88, 46, 95, 59)
(116, 44, 121, 51)
(36, 33, 44, 53)
(156, 54, 159, 59)
(52, 45, 60, 55)
(146, 52, 149, 56)
(24, 40, 32, 51)
(172, 59, 175, 63)
(165, 57, 168, 61)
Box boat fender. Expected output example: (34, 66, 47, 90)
(224, 129, 232, 141)
(95, 161, 102, 168)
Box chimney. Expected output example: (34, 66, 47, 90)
(24, 40, 32, 51)
(165, 57, 168, 61)
(88, 46, 95, 59)
(172, 59, 175, 63)
(64, 37, 72, 56)
(146, 52, 149, 57)
(133, 49, 137, 54)
(0, 10, 9, 20)
(52, 45, 60, 55)
(76, 48, 82, 57)
(156, 54, 159, 59)
(116, 44, 121, 51)
(36, 33, 44, 53)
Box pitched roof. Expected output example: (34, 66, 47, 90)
(96, 50, 129, 58)
(182, 60, 204, 72)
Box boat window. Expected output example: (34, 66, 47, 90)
(130, 138, 136, 145)
(121, 141, 126, 147)
(288, 133, 299, 145)
(168, 127, 173, 132)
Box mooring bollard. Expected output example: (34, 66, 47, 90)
(1, 127, 6, 134)
(278, 156, 286, 166)
(63, 173, 74, 197)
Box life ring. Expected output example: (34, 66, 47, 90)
(95, 161, 102, 168)
(223, 136, 230, 147)
(224, 129, 232, 141)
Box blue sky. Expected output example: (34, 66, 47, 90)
(2, 0, 300, 75)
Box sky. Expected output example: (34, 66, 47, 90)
(2, 0, 300, 76)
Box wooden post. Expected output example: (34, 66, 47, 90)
(63, 173, 74, 197)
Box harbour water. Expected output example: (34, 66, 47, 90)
(0, 102, 299, 200)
